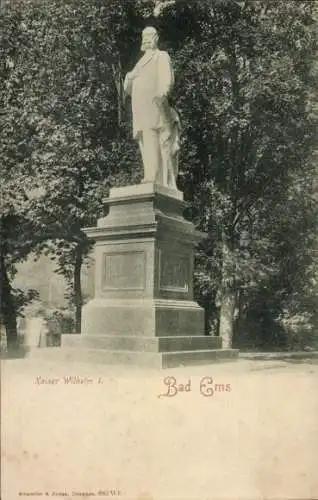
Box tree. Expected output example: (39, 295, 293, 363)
(156, 0, 318, 348)
(0, 4, 41, 347)
(1, 0, 154, 336)
(0, 208, 39, 348)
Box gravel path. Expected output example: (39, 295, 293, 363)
(1, 358, 318, 500)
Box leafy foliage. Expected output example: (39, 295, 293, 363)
(1, 0, 317, 349)
(155, 0, 318, 347)
(1, 0, 152, 335)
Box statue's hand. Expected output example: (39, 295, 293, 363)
(153, 94, 166, 107)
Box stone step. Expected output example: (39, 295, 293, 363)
(62, 334, 222, 352)
(162, 348, 239, 368)
(29, 347, 239, 368)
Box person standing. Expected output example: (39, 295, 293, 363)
(24, 305, 48, 352)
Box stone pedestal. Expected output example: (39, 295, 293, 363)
(62, 183, 238, 367)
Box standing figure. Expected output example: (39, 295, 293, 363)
(24, 304, 48, 352)
(124, 26, 180, 189)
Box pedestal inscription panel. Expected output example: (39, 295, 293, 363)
(102, 251, 146, 291)
(159, 251, 189, 293)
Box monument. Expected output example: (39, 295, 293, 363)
(62, 27, 238, 367)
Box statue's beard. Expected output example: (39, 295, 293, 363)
(141, 41, 156, 52)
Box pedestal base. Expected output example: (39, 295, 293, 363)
(59, 334, 238, 368)
(82, 298, 204, 337)
(59, 183, 239, 367)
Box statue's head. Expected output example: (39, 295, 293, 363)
(141, 26, 158, 52)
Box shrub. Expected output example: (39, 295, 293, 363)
(277, 311, 317, 350)
(45, 308, 75, 335)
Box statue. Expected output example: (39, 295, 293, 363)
(124, 26, 181, 189)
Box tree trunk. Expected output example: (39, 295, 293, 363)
(73, 244, 83, 334)
(0, 254, 18, 348)
(219, 288, 236, 349)
(218, 236, 237, 349)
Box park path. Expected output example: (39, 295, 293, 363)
(1, 357, 318, 500)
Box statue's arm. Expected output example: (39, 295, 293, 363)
(157, 51, 174, 98)
(124, 71, 134, 96)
